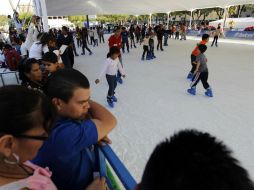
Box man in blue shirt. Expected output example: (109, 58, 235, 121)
(33, 69, 117, 190)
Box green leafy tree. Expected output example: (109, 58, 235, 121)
(0, 15, 8, 27)
(214, 8, 225, 19)
(19, 12, 32, 28)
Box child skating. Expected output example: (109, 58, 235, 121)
(187, 34, 209, 80)
(187, 44, 213, 97)
(95, 47, 126, 108)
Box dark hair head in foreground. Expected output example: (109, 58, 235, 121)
(138, 129, 254, 190)
(0, 85, 55, 135)
(44, 69, 90, 103)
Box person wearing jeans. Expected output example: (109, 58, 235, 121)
(95, 47, 125, 108)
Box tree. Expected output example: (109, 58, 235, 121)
(0, 15, 8, 27)
(19, 12, 32, 28)
(214, 8, 225, 19)
(193, 9, 203, 20)
(202, 8, 214, 20)
(236, 5, 246, 17)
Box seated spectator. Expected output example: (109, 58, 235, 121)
(136, 129, 254, 190)
(0, 42, 5, 66)
(3, 44, 21, 71)
(0, 85, 57, 189)
(42, 52, 62, 76)
(33, 69, 117, 190)
(18, 58, 43, 91)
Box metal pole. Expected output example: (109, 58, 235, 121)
(149, 13, 152, 26)
(223, 7, 229, 29)
(40, 0, 49, 32)
(167, 12, 170, 29)
(86, 15, 89, 28)
(189, 10, 193, 29)
(136, 15, 139, 25)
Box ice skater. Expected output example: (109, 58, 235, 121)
(187, 44, 213, 97)
(141, 33, 150, 61)
(211, 26, 222, 47)
(187, 34, 210, 80)
(95, 47, 126, 108)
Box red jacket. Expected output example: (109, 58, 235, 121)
(108, 34, 122, 50)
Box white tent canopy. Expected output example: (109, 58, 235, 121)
(45, 0, 254, 16)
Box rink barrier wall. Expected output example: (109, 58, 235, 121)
(187, 30, 254, 39)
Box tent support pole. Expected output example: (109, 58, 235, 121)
(190, 10, 194, 29)
(167, 12, 170, 29)
(40, 0, 49, 32)
(149, 13, 152, 26)
(223, 7, 228, 29)
(86, 15, 89, 28)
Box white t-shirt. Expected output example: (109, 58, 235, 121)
(24, 23, 40, 50)
(98, 57, 124, 80)
(43, 46, 63, 63)
(93, 30, 99, 39)
(29, 42, 48, 60)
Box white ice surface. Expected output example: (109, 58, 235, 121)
(2, 35, 253, 182)
(73, 35, 254, 182)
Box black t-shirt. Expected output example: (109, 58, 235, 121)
(57, 33, 74, 48)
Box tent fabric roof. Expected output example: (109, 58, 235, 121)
(45, 0, 254, 16)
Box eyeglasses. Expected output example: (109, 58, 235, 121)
(14, 134, 48, 141)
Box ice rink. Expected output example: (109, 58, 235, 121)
(1, 34, 253, 182)
(73, 35, 254, 181)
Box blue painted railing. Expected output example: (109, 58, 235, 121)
(96, 144, 137, 190)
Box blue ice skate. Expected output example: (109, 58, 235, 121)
(205, 88, 213, 97)
(187, 72, 193, 80)
(187, 87, 196, 95)
(117, 77, 123, 84)
(107, 98, 114, 108)
(112, 95, 118, 102)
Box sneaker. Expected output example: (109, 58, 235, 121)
(81, 52, 85, 55)
(89, 52, 93, 55)
(141, 57, 145, 61)
(75, 54, 79, 56)
(205, 88, 213, 97)
(187, 87, 196, 95)
(112, 95, 118, 102)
